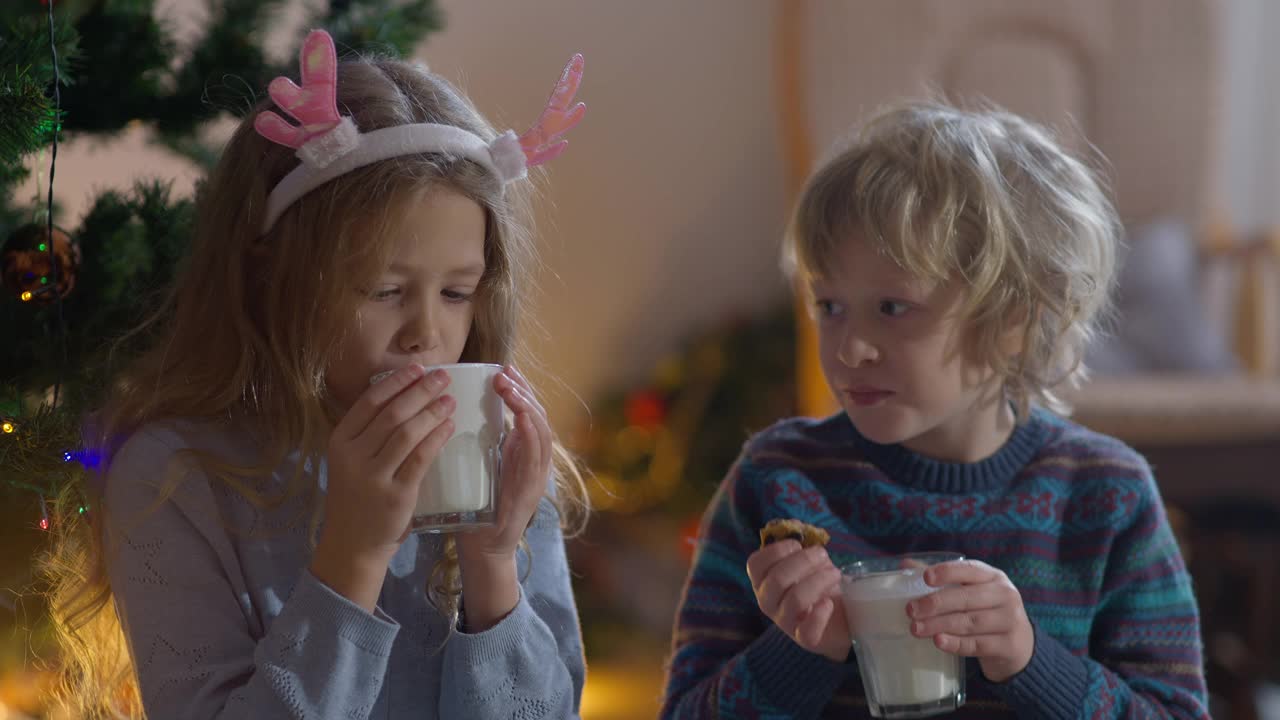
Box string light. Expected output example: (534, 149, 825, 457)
(8, 0, 79, 534)
(78, 448, 103, 469)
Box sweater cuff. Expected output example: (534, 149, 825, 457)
(744, 624, 850, 717)
(448, 586, 534, 663)
(293, 568, 399, 656)
(991, 622, 1089, 720)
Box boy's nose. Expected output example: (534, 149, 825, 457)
(838, 334, 880, 368)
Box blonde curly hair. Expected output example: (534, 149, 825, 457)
(783, 100, 1121, 419)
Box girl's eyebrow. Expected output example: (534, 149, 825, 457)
(386, 262, 486, 277)
(446, 264, 486, 278)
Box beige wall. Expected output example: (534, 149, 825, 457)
(26, 0, 1269, 430)
(422, 1, 789, 429)
(22, 0, 789, 432)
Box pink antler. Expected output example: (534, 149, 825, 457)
(254, 30, 343, 149)
(518, 54, 586, 167)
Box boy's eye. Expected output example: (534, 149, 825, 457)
(878, 300, 911, 317)
(814, 299, 842, 317)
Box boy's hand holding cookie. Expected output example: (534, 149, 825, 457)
(747, 519, 849, 662)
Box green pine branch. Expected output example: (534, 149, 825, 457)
(155, 0, 289, 137)
(0, 181, 191, 393)
(0, 15, 81, 90)
(1, 0, 445, 506)
(0, 80, 56, 164)
(317, 0, 444, 57)
(5, 0, 444, 165)
(0, 393, 87, 500)
(56, 2, 172, 134)
(0, 14, 76, 190)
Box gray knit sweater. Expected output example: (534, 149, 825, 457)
(103, 420, 584, 719)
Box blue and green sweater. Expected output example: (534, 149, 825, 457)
(662, 409, 1208, 719)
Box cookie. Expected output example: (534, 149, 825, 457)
(759, 518, 830, 549)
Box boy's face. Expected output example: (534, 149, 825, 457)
(326, 187, 487, 412)
(810, 234, 1012, 462)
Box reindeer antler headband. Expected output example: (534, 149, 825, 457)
(254, 29, 586, 234)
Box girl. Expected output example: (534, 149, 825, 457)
(44, 30, 591, 719)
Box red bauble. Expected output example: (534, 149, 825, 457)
(624, 389, 667, 429)
(1, 223, 80, 304)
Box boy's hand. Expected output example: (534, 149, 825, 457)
(907, 559, 1034, 682)
(746, 540, 850, 662)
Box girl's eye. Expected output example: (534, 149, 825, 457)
(443, 289, 475, 303)
(368, 286, 400, 302)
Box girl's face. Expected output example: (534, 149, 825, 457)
(326, 186, 487, 411)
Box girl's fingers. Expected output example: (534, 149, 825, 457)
(361, 370, 451, 457)
(374, 393, 455, 473)
(514, 413, 546, 493)
(505, 385, 549, 476)
(505, 366, 549, 423)
(392, 416, 455, 486)
(336, 364, 427, 443)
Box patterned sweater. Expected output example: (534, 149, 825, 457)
(103, 419, 584, 719)
(662, 409, 1208, 719)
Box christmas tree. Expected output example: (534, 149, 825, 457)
(1, 0, 443, 495)
(0, 2, 441, 711)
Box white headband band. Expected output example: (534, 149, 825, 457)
(261, 121, 527, 233)
(254, 30, 585, 235)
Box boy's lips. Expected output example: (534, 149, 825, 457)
(845, 387, 894, 406)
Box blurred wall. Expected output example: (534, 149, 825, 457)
(21, 0, 789, 432)
(22, 0, 1271, 432)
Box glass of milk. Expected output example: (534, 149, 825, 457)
(840, 553, 967, 719)
(370, 363, 503, 533)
